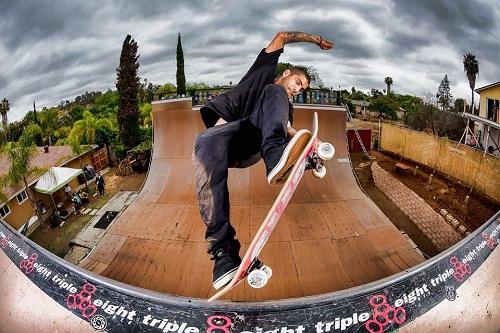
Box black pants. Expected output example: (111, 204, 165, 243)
(193, 84, 290, 252)
(97, 185, 105, 195)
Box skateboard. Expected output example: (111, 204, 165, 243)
(208, 112, 335, 302)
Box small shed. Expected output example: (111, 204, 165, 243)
(347, 129, 372, 152)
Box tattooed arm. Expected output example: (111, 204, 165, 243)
(265, 31, 334, 53)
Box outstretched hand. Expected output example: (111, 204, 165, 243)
(318, 37, 334, 50)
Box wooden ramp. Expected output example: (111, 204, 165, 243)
(81, 99, 425, 301)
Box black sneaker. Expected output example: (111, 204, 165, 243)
(210, 241, 241, 289)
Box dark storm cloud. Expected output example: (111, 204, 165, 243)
(287, 16, 377, 60)
(392, 0, 494, 38)
(0, 1, 93, 51)
(140, 46, 176, 67)
(1, 0, 498, 121)
(390, 0, 500, 82)
(387, 30, 432, 55)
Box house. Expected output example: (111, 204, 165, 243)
(464, 81, 500, 156)
(351, 100, 376, 118)
(0, 145, 98, 235)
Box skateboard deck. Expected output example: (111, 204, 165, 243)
(208, 112, 328, 302)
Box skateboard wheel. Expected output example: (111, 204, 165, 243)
(313, 165, 327, 178)
(318, 142, 335, 160)
(247, 268, 269, 288)
(261, 265, 273, 279)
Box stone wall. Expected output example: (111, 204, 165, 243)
(371, 162, 462, 251)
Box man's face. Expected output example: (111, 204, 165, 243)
(280, 71, 309, 97)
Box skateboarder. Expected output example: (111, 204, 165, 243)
(193, 31, 334, 289)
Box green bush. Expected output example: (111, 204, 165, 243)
(112, 144, 128, 160)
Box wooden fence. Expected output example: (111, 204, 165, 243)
(91, 146, 109, 171)
(380, 123, 500, 203)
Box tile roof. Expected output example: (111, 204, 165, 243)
(0, 145, 91, 202)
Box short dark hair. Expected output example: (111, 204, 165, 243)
(289, 66, 311, 86)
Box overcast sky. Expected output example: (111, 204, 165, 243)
(1, 0, 499, 122)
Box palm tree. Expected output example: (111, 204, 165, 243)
(463, 53, 479, 114)
(38, 107, 58, 146)
(68, 110, 114, 188)
(0, 123, 54, 230)
(385, 77, 393, 95)
(1, 98, 10, 142)
(69, 110, 114, 146)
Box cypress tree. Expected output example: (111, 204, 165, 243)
(116, 34, 141, 149)
(176, 33, 186, 96)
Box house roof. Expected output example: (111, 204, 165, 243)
(0, 145, 93, 203)
(351, 100, 370, 106)
(475, 81, 500, 93)
(462, 112, 500, 130)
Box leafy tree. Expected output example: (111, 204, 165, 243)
(404, 101, 466, 140)
(74, 91, 102, 106)
(370, 89, 383, 99)
(22, 110, 37, 124)
(369, 95, 399, 119)
(305, 65, 324, 88)
(454, 98, 465, 113)
(138, 79, 159, 104)
(146, 81, 158, 103)
(69, 110, 115, 168)
(70, 105, 85, 122)
(395, 94, 421, 115)
(139, 103, 152, 126)
(436, 75, 453, 110)
(95, 123, 117, 151)
(69, 110, 113, 146)
(176, 33, 186, 96)
(463, 53, 479, 113)
(155, 83, 177, 99)
(92, 90, 119, 118)
(406, 102, 439, 134)
(116, 34, 141, 150)
(437, 110, 467, 140)
(53, 126, 72, 145)
(0, 124, 54, 230)
(6, 120, 24, 142)
(350, 87, 369, 101)
(57, 100, 71, 109)
(384, 77, 393, 94)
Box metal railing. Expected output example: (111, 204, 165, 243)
(155, 87, 341, 106)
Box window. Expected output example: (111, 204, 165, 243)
(0, 205, 11, 219)
(487, 98, 499, 122)
(16, 190, 28, 204)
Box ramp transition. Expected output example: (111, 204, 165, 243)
(0, 98, 498, 332)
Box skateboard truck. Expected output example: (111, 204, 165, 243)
(306, 142, 335, 179)
(246, 258, 273, 288)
